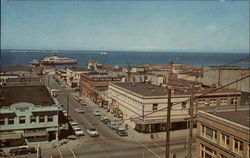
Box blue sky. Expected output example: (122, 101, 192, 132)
(1, 0, 249, 52)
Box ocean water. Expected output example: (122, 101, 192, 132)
(1, 51, 249, 68)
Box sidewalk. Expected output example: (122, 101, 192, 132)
(72, 92, 195, 142)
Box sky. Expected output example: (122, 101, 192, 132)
(1, 0, 249, 52)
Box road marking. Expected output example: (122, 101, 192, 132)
(136, 140, 161, 158)
(70, 146, 77, 158)
(151, 141, 165, 151)
(58, 147, 64, 158)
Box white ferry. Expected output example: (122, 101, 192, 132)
(41, 55, 77, 65)
(99, 52, 108, 55)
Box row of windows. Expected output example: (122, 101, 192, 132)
(200, 143, 249, 158)
(201, 125, 244, 156)
(0, 115, 54, 125)
(197, 97, 238, 107)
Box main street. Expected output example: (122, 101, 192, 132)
(40, 74, 191, 158)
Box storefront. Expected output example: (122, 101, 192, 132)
(133, 118, 188, 133)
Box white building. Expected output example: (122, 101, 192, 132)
(0, 85, 64, 146)
(108, 82, 190, 133)
(66, 67, 90, 88)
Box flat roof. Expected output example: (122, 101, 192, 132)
(0, 85, 54, 107)
(111, 82, 170, 96)
(210, 109, 250, 127)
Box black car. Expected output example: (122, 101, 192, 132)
(116, 128, 128, 136)
(9, 147, 36, 156)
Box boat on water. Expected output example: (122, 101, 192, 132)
(41, 55, 77, 65)
(29, 59, 40, 65)
(99, 52, 108, 55)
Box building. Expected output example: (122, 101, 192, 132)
(80, 72, 123, 103)
(0, 85, 62, 146)
(108, 82, 191, 133)
(202, 66, 250, 93)
(66, 67, 90, 88)
(196, 106, 250, 158)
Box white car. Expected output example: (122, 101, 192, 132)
(80, 101, 87, 106)
(72, 125, 81, 131)
(75, 130, 85, 136)
(70, 121, 78, 126)
(93, 110, 101, 116)
(63, 110, 68, 116)
(75, 108, 85, 113)
(86, 128, 99, 137)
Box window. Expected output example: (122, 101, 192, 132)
(233, 138, 243, 155)
(182, 102, 187, 108)
(231, 98, 238, 105)
(197, 100, 206, 106)
(0, 119, 5, 125)
(220, 133, 229, 148)
(48, 115, 53, 122)
(201, 125, 217, 142)
(19, 116, 25, 124)
(30, 116, 36, 123)
(220, 98, 228, 105)
(8, 118, 14, 125)
(200, 144, 217, 158)
(39, 116, 45, 123)
(209, 99, 217, 106)
(152, 104, 158, 111)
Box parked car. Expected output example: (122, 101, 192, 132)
(87, 128, 99, 137)
(107, 121, 119, 130)
(116, 128, 128, 136)
(75, 108, 85, 113)
(93, 110, 101, 116)
(80, 101, 87, 106)
(100, 117, 111, 124)
(61, 84, 66, 88)
(9, 147, 36, 156)
(0, 149, 5, 157)
(75, 130, 85, 136)
(69, 121, 78, 126)
(72, 125, 81, 131)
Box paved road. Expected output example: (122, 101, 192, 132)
(38, 74, 191, 158)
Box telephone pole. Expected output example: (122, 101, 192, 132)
(187, 84, 195, 158)
(166, 88, 171, 158)
(67, 93, 69, 117)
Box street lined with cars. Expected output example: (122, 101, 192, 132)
(27, 74, 190, 158)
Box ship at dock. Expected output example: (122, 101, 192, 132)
(41, 55, 77, 65)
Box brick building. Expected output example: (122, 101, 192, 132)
(196, 106, 249, 158)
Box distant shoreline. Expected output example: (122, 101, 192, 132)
(1, 49, 249, 54)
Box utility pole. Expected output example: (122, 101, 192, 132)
(187, 85, 195, 158)
(166, 88, 171, 158)
(67, 93, 69, 117)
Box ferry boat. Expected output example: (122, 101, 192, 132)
(99, 52, 108, 55)
(41, 55, 77, 65)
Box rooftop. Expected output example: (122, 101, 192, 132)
(111, 82, 185, 97)
(68, 67, 89, 71)
(210, 109, 250, 128)
(0, 85, 54, 107)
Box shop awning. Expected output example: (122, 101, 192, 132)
(0, 132, 22, 140)
(132, 117, 188, 124)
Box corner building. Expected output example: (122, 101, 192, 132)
(196, 106, 250, 158)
